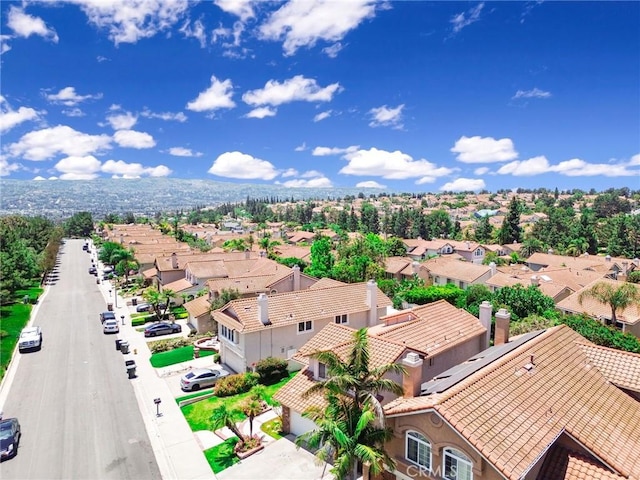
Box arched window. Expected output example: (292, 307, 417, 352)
(406, 431, 431, 470)
(443, 447, 473, 480)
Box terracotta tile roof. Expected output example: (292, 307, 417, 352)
(183, 295, 211, 318)
(272, 244, 312, 261)
(162, 278, 193, 293)
(487, 267, 603, 294)
(273, 368, 326, 413)
(577, 342, 640, 393)
(185, 260, 229, 278)
(308, 277, 346, 289)
(384, 325, 640, 479)
(556, 278, 640, 325)
(537, 445, 625, 480)
(371, 300, 486, 357)
(142, 267, 157, 278)
(527, 252, 631, 273)
(293, 323, 355, 363)
(212, 281, 392, 334)
(384, 256, 413, 275)
(155, 251, 258, 272)
(423, 257, 492, 283)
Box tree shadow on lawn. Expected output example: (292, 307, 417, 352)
(204, 437, 240, 474)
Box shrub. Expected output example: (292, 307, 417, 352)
(148, 337, 192, 353)
(214, 372, 259, 397)
(561, 314, 640, 353)
(254, 357, 288, 385)
(131, 317, 147, 327)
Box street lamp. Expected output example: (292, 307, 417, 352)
(121, 315, 125, 325)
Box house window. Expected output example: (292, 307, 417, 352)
(474, 248, 483, 257)
(406, 431, 431, 470)
(318, 362, 327, 379)
(443, 448, 473, 480)
(335, 314, 348, 324)
(220, 325, 237, 343)
(298, 320, 312, 333)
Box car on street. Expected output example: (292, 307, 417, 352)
(103, 319, 119, 334)
(88, 266, 97, 275)
(144, 322, 181, 337)
(180, 368, 230, 391)
(99, 311, 116, 323)
(135, 302, 151, 312)
(18, 326, 42, 352)
(0, 418, 21, 460)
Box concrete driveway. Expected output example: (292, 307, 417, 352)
(216, 436, 333, 480)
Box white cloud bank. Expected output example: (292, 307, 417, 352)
(0, 96, 41, 133)
(450, 2, 484, 35)
(451, 135, 518, 163)
(168, 147, 202, 157)
(208, 151, 279, 180)
(497, 156, 640, 177)
(369, 104, 404, 129)
(7, 6, 58, 43)
(440, 178, 486, 192)
(512, 88, 551, 100)
(44, 86, 102, 106)
(113, 130, 156, 149)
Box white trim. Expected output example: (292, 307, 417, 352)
(406, 430, 432, 470)
(443, 447, 473, 480)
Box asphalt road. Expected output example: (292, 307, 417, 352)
(0, 239, 161, 479)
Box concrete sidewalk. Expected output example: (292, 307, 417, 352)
(96, 257, 216, 480)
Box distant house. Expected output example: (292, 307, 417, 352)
(422, 257, 493, 290)
(211, 280, 392, 374)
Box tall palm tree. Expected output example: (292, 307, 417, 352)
(242, 397, 263, 438)
(578, 281, 640, 325)
(297, 328, 405, 480)
(210, 405, 245, 442)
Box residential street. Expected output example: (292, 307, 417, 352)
(0, 239, 161, 479)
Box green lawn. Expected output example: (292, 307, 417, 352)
(181, 372, 294, 432)
(261, 417, 284, 440)
(203, 437, 240, 473)
(0, 284, 43, 381)
(150, 345, 215, 368)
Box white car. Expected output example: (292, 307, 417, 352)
(18, 326, 42, 352)
(103, 319, 119, 334)
(180, 368, 230, 391)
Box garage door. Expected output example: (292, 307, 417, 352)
(290, 410, 318, 437)
(221, 343, 245, 374)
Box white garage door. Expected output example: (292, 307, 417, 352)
(221, 343, 245, 374)
(290, 410, 318, 437)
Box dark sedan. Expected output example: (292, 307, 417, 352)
(0, 418, 21, 460)
(144, 322, 181, 337)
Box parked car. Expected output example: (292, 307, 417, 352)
(144, 322, 181, 337)
(180, 368, 230, 391)
(0, 418, 21, 460)
(135, 302, 151, 313)
(88, 266, 97, 275)
(18, 326, 42, 352)
(99, 311, 116, 323)
(103, 319, 119, 334)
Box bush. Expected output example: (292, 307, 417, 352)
(254, 357, 289, 385)
(148, 337, 192, 353)
(561, 314, 640, 353)
(131, 317, 147, 327)
(214, 372, 259, 397)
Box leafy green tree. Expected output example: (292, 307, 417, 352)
(474, 215, 493, 243)
(402, 284, 465, 306)
(578, 281, 640, 325)
(210, 288, 240, 310)
(497, 197, 522, 245)
(392, 207, 409, 239)
(210, 405, 245, 442)
(222, 238, 247, 252)
(306, 236, 335, 278)
(360, 203, 379, 234)
(492, 284, 555, 321)
(65, 211, 94, 237)
(384, 237, 407, 257)
(520, 236, 544, 258)
(561, 314, 640, 353)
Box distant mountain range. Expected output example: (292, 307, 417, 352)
(0, 178, 385, 219)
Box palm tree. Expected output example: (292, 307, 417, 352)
(210, 405, 245, 442)
(242, 397, 263, 438)
(578, 281, 640, 325)
(297, 328, 405, 480)
(565, 237, 589, 257)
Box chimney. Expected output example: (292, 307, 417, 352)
(257, 293, 269, 326)
(366, 279, 378, 327)
(171, 252, 178, 269)
(489, 261, 496, 277)
(292, 264, 301, 291)
(245, 248, 250, 260)
(402, 352, 424, 398)
(605, 255, 611, 262)
(494, 308, 511, 346)
(478, 301, 492, 350)
(530, 275, 540, 287)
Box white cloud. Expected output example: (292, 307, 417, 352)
(107, 111, 137, 130)
(62, 107, 85, 117)
(439, 178, 486, 192)
(140, 108, 187, 122)
(495, 155, 640, 178)
(259, 0, 376, 56)
(113, 130, 156, 149)
(294, 142, 307, 152)
(168, 147, 202, 157)
(314, 110, 331, 122)
(451, 135, 518, 163)
(186, 75, 236, 112)
(1, 35, 12, 55)
(300, 170, 324, 178)
(322, 42, 343, 58)
(179, 18, 207, 47)
(7, 125, 111, 161)
(496, 155, 551, 176)
(340, 148, 454, 180)
(7, 6, 59, 43)
(55, 155, 102, 180)
(356, 180, 386, 189)
(45, 86, 102, 106)
(246, 107, 277, 119)
(279, 176, 333, 188)
(0, 156, 20, 176)
(215, 0, 255, 21)
(281, 168, 299, 177)
(101, 159, 172, 178)
(0, 97, 41, 133)
(97, 55, 109, 62)
(450, 2, 484, 35)
(629, 154, 640, 166)
(474, 166, 490, 175)
(369, 104, 404, 129)
(313, 145, 359, 156)
(512, 88, 551, 99)
(69, 0, 190, 45)
(208, 151, 279, 180)
(242, 75, 341, 107)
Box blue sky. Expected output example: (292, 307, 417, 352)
(1, 0, 638, 193)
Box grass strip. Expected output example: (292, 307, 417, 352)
(149, 345, 214, 368)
